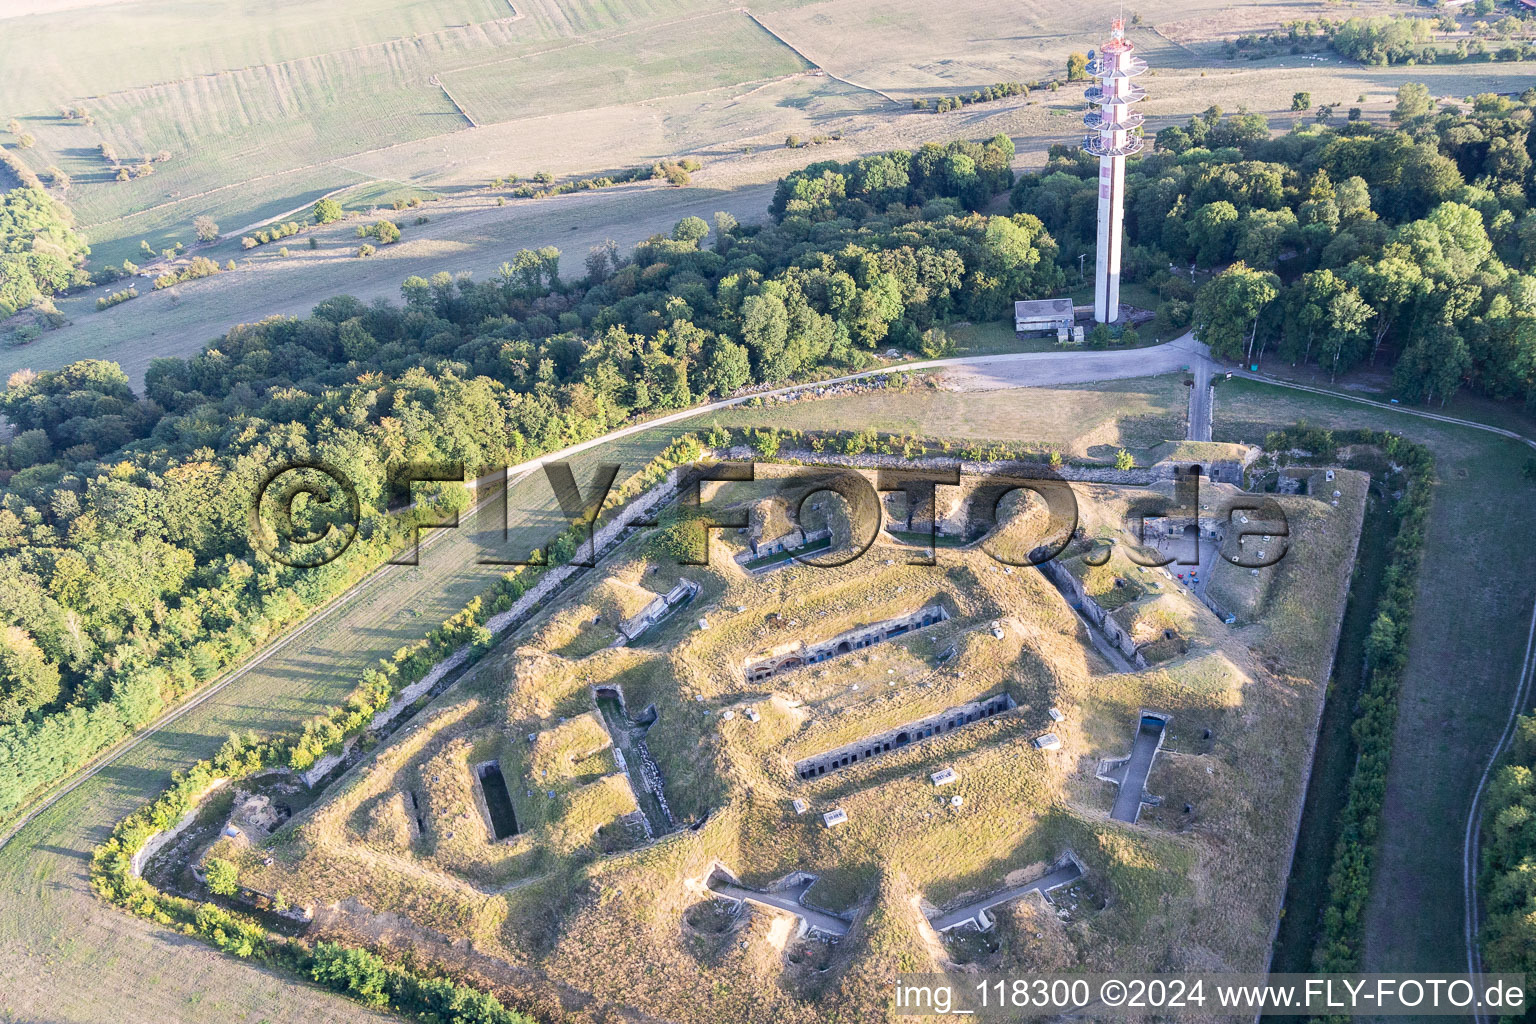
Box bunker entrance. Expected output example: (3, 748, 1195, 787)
(476, 762, 519, 840)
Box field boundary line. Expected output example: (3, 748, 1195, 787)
(1148, 24, 1203, 59)
(439, 7, 748, 77)
(742, 9, 902, 105)
(84, 10, 765, 239)
(431, 74, 480, 128)
(221, 182, 381, 239)
(85, 164, 377, 233)
(35, 14, 527, 121)
(1464, 598, 1536, 1024)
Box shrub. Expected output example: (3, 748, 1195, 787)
(96, 286, 138, 311)
(313, 198, 343, 223)
(357, 220, 400, 244)
(152, 256, 222, 290)
(357, 244, 376, 257)
(203, 857, 238, 896)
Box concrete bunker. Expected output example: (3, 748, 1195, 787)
(928, 851, 1086, 933)
(745, 604, 950, 683)
(1098, 711, 1170, 824)
(794, 692, 1015, 780)
(474, 761, 519, 840)
(617, 578, 700, 644)
(704, 864, 850, 940)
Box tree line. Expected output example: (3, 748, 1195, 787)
(0, 135, 1057, 824)
(1013, 88, 1536, 408)
(1479, 714, 1536, 1011)
(0, 185, 89, 317)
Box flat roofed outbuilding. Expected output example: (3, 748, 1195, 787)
(1014, 298, 1076, 334)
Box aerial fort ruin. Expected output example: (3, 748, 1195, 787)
(122, 432, 1367, 1023)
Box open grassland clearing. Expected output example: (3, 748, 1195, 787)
(21, 53, 464, 230)
(1214, 377, 1536, 974)
(0, 427, 677, 1024)
(699, 373, 1187, 463)
(0, 0, 519, 115)
(1, 0, 787, 260)
(752, 0, 1534, 111)
(224, 456, 1363, 1020)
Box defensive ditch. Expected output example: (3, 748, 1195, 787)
(475, 761, 519, 840)
(595, 686, 675, 837)
(1100, 712, 1169, 823)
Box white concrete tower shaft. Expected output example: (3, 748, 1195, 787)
(1084, 20, 1146, 324)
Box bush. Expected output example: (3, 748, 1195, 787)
(241, 221, 303, 250)
(96, 286, 138, 311)
(919, 327, 956, 358)
(152, 256, 222, 290)
(359, 219, 400, 244)
(312, 197, 343, 224)
(203, 857, 238, 896)
(357, 244, 375, 257)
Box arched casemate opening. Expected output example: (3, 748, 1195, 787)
(745, 604, 950, 683)
(793, 693, 1015, 780)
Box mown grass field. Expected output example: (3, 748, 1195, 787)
(697, 373, 1188, 462)
(0, 428, 674, 1024)
(439, 9, 810, 123)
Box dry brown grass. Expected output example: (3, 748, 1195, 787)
(238, 466, 1365, 1022)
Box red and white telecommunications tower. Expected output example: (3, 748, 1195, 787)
(1083, 19, 1147, 324)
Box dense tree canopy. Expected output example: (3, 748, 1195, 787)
(0, 186, 89, 315)
(0, 137, 1061, 822)
(1013, 90, 1536, 407)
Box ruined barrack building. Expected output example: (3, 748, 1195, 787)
(795, 692, 1017, 780)
(744, 604, 950, 682)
